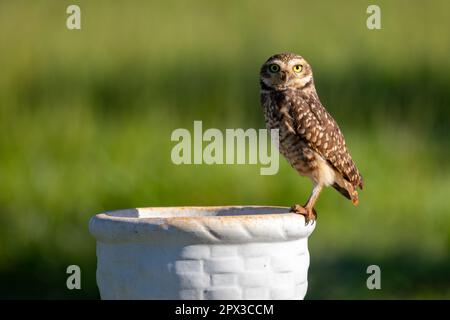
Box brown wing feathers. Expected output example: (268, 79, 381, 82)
(285, 92, 363, 190)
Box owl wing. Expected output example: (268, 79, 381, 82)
(279, 93, 363, 189)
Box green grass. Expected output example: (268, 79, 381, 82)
(0, 0, 449, 299)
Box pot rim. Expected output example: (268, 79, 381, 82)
(89, 205, 315, 244)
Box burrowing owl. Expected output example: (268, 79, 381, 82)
(260, 53, 363, 224)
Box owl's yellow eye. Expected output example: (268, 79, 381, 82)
(269, 64, 280, 73)
(293, 64, 303, 73)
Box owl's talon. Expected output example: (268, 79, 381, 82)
(290, 204, 307, 214)
(309, 207, 317, 224)
(290, 204, 316, 225)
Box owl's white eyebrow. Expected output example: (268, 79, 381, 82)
(287, 59, 303, 66)
(268, 59, 283, 65)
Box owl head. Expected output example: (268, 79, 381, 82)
(260, 53, 314, 91)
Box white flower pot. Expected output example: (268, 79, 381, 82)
(89, 206, 315, 300)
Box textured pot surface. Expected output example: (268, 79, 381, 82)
(89, 206, 315, 300)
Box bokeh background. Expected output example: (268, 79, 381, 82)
(1, 0, 449, 299)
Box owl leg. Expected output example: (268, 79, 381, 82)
(304, 183, 322, 221)
(290, 183, 322, 225)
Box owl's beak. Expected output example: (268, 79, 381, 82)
(279, 71, 287, 81)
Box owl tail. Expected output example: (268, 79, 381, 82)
(332, 181, 359, 206)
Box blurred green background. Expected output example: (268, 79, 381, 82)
(0, 0, 449, 299)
